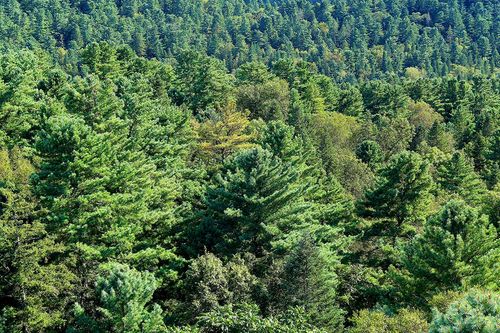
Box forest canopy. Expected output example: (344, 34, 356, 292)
(0, 0, 499, 332)
(0, 0, 498, 80)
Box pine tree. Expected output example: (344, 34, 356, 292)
(0, 50, 47, 149)
(195, 147, 312, 258)
(485, 130, 500, 187)
(361, 81, 409, 117)
(360, 151, 433, 226)
(255, 120, 301, 162)
(274, 234, 344, 331)
(449, 106, 475, 148)
(429, 290, 500, 333)
(71, 263, 166, 333)
(32, 108, 179, 277)
(357, 151, 433, 268)
(436, 151, 486, 204)
(80, 43, 122, 80)
(120, 0, 138, 17)
(132, 31, 147, 57)
(337, 85, 364, 117)
(0, 147, 75, 332)
(394, 201, 498, 307)
(173, 51, 234, 115)
(356, 140, 384, 170)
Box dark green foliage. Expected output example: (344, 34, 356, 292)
(360, 151, 433, 226)
(0, 0, 497, 79)
(436, 151, 486, 204)
(195, 147, 312, 258)
(361, 81, 409, 117)
(173, 51, 233, 115)
(337, 86, 364, 117)
(0, 51, 48, 148)
(356, 140, 384, 169)
(272, 235, 344, 331)
(356, 151, 433, 271)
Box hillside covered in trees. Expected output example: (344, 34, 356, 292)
(0, 0, 499, 79)
(0, 1, 499, 332)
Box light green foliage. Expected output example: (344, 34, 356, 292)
(182, 253, 256, 318)
(428, 290, 464, 313)
(0, 147, 75, 332)
(236, 62, 290, 121)
(408, 101, 443, 149)
(485, 130, 500, 187)
(427, 122, 456, 153)
(80, 42, 123, 80)
(308, 111, 372, 196)
(429, 290, 500, 333)
(236, 78, 290, 121)
(433, 78, 473, 122)
(374, 116, 415, 156)
(236, 62, 274, 85)
(408, 101, 443, 131)
(72, 263, 166, 333)
(196, 304, 326, 333)
(272, 59, 327, 114)
(309, 175, 354, 228)
(349, 308, 428, 333)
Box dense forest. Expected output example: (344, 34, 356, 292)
(0, 0, 499, 79)
(0, 0, 499, 332)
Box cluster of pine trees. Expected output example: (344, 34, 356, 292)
(0, 0, 499, 332)
(0, 40, 498, 332)
(0, 0, 498, 79)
